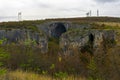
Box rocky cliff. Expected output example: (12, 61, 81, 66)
(0, 29, 48, 53)
(0, 21, 117, 54)
(60, 29, 116, 55)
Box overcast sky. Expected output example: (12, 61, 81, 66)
(0, 0, 120, 21)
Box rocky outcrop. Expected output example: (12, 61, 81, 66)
(37, 21, 92, 38)
(0, 29, 48, 53)
(60, 29, 116, 54)
(0, 21, 116, 54)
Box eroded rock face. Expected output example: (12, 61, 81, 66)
(37, 21, 70, 38)
(0, 21, 116, 54)
(49, 23, 67, 38)
(37, 21, 91, 38)
(60, 30, 116, 54)
(0, 29, 48, 53)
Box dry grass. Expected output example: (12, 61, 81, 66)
(96, 22, 120, 29)
(0, 70, 86, 80)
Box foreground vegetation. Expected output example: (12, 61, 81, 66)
(0, 70, 86, 80)
(0, 38, 119, 80)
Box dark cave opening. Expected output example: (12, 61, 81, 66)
(89, 33, 94, 47)
(54, 23, 67, 38)
(89, 34, 94, 42)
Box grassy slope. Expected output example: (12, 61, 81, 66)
(0, 16, 120, 25)
(0, 16, 119, 30)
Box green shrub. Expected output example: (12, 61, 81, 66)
(87, 57, 104, 80)
(54, 71, 68, 79)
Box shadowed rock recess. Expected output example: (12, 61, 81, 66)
(60, 30, 115, 55)
(51, 23, 67, 38)
(0, 21, 116, 53)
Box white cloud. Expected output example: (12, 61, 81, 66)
(94, 0, 119, 3)
(0, 0, 120, 21)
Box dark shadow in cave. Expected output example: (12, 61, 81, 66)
(54, 23, 67, 38)
(81, 33, 95, 55)
(89, 33, 94, 48)
(89, 34, 94, 43)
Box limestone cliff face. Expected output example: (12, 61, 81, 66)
(0, 21, 116, 54)
(0, 21, 72, 53)
(0, 29, 48, 53)
(37, 21, 91, 38)
(60, 29, 116, 54)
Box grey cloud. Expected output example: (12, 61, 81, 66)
(36, 3, 51, 8)
(32, 0, 52, 8)
(95, 0, 119, 3)
(58, 8, 87, 12)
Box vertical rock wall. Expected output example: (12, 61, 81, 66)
(60, 30, 116, 55)
(0, 29, 48, 53)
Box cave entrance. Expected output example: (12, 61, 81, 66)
(54, 23, 67, 38)
(88, 33, 94, 55)
(89, 34, 94, 49)
(89, 34, 94, 44)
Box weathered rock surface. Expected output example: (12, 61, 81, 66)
(37, 21, 91, 38)
(60, 29, 116, 54)
(0, 21, 117, 54)
(0, 29, 48, 53)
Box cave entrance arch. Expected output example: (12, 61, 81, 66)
(53, 23, 67, 38)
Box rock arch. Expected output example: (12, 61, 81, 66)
(50, 23, 67, 38)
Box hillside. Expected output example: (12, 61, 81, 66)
(46, 17, 120, 22)
(0, 17, 120, 80)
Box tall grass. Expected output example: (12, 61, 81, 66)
(96, 22, 120, 29)
(0, 70, 86, 80)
